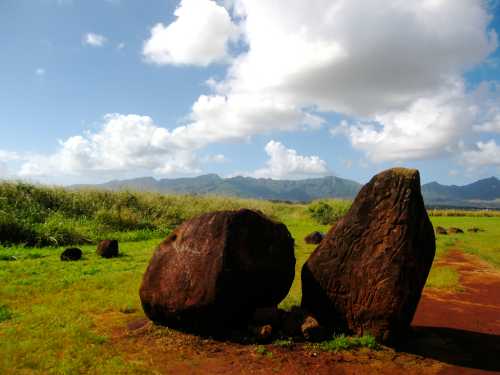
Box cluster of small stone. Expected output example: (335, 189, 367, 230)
(60, 239, 119, 261)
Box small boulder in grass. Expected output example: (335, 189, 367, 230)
(435, 226, 448, 235)
(60, 247, 82, 261)
(304, 231, 325, 245)
(97, 240, 119, 258)
(448, 227, 464, 234)
(468, 227, 484, 233)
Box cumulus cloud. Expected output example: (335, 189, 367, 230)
(461, 140, 500, 168)
(18, 114, 202, 180)
(250, 140, 329, 179)
(83, 33, 107, 47)
(219, 0, 496, 113)
(143, 0, 497, 166)
(332, 80, 478, 162)
(143, 0, 239, 66)
(0, 150, 21, 161)
(15, 101, 323, 181)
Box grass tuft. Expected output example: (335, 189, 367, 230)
(0, 305, 13, 323)
(315, 334, 379, 352)
(426, 266, 461, 291)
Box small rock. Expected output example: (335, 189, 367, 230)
(60, 247, 82, 261)
(468, 227, 484, 233)
(304, 231, 325, 245)
(301, 315, 325, 342)
(435, 226, 447, 235)
(97, 240, 119, 258)
(255, 324, 273, 343)
(448, 227, 464, 234)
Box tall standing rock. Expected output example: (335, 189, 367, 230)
(139, 209, 295, 333)
(301, 168, 435, 343)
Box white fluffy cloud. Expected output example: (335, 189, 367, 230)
(83, 33, 107, 47)
(461, 140, 500, 168)
(143, 0, 238, 66)
(143, 0, 497, 165)
(222, 0, 496, 114)
(18, 114, 202, 180)
(333, 80, 478, 162)
(250, 140, 329, 179)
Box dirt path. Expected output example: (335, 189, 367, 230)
(104, 250, 500, 374)
(408, 250, 500, 374)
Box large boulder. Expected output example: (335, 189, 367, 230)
(97, 240, 119, 258)
(139, 209, 295, 333)
(301, 168, 435, 344)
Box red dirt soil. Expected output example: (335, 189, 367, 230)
(103, 250, 500, 374)
(407, 250, 500, 374)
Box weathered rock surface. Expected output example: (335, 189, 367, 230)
(254, 324, 273, 343)
(435, 226, 447, 235)
(97, 240, 119, 258)
(301, 168, 436, 344)
(60, 247, 82, 261)
(301, 315, 325, 342)
(139, 209, 295, 333)
(304, 231, 325, 245)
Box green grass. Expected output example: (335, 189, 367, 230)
(430, 216, 500, 267)
(2, 183, 500, 373)
(255, 345, 273, 357)
(425, 266, 461, 291)
(314, 334, 379, 352)
(0, 240, 159, 374)
(424, 216, 500, 292)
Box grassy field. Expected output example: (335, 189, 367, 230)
(1, 183, 499, 373)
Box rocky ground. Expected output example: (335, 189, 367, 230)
(101, 249, 500, 375)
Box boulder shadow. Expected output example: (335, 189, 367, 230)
(399, 326, 500, 372)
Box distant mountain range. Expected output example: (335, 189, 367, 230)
(421, 176, 500, 208)
(73, 174, 362, 202)
(73, 174, 500, 208)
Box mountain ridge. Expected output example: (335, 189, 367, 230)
(72, 174, 500, 208)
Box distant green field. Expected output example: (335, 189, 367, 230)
(1, 183, 500, 373)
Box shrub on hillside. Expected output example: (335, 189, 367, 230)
(308, 200, 350, 225)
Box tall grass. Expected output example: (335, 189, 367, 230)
(0, 182, 327, 247)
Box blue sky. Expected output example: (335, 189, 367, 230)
(1, 0, 500, 185)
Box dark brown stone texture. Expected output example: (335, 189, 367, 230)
(301, 168, 435, 344)
(139, 209, 295, 333)
(448, 227, 464, 234)
(60, 247, 82, 261)
(304, 231, 325, 245)
(97, 240, 119, 258)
